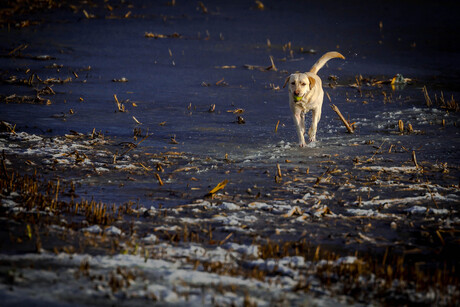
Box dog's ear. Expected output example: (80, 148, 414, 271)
(308, 76, 316, 90)
(283, 76, 291, 88)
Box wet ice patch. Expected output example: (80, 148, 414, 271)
(406, 206, 428, 214)
(360, 166, 420, 173)
(359, 192, 459, 207)
(248, 201, 272, 210)
(94, 167, 110, 172)
(81, 225, 102, 234)
(154, 225, 181, 232)
(104, 226, 122, 236)
(146, 284, 179, 302)
(335, 256, 360, 265)
(350, 186, 374, 193)
(11, 132, 43, 142)
(247, 256, 308, 280)
(213, 215, 241, 226)
(1, 199, 19, 208)
(373, 107, 445, 129)
(223, 243, 259, 258)
(217, 202, 240, 210)
(406, 206, 451, 215)
(0, 129, 113, 173)
(346, 208, 389, 218)
(114, 163, 138, 170)
(142, 234, 158, 243)
(430, 208, 450, 215)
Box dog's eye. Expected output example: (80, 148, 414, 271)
(301, 82, 306, 86)
(291, 82, 295, 85)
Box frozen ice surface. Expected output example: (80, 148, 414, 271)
(81, 225, 102, 234)
(0, 0, 459, 306)
(104, 226, 122, 236)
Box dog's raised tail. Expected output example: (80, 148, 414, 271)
(309, 51, 345, 75)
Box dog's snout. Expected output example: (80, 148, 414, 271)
(294, 90, 300, 96)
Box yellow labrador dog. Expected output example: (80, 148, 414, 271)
(283, 51, 345, 146)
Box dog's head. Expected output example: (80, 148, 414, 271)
(283, 73, 316, 102)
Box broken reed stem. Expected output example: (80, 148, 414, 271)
(119, 130, 151, 157)
(114, 94, 125, 112)
(9, 44, 28, 55)
(269, 56, 277, 71)
(436, 230, 445, 245)
(155, 173, 164, 186)
(388, 144, 394, 153)
(411, 151, 419, 169)
(276, 163, 282, 178)
(206, 179, 228, 197)
(422, 86, 432, 107)
(398, 120, 404, 133)
(367, 140, 386, 162)
(406, 123, 413, 133)
(1, 158, 10, 181)
(55, 179, 59, 203)
(139, 163, 152, 171)
(325, 92, 332, 103)
(314, 168, 330, 186)
(274, 164, 283, 183)
(219, 232, 233, 246)
(425, 182, 439, 209)
(330, 104, 354, 133)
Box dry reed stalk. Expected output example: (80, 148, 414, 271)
(367, 140, 386, 162)
(411, 151, 419, 168)
(268, 56, 277, 71)
(406, 123, 413, 133)
(398, 120, 404, 133)
(155, 173, 164, 186)
(207, 179, 228, 195)
(330, 104, 354, 133)
(422, 86, 432, 107)
(276, 164, 282, 177)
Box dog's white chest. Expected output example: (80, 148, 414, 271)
(292, 95, 316, 112)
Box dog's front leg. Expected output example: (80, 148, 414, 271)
(292, 108, 306, 147)
(308, 108, 321, 142)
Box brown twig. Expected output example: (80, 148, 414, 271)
(267, 56, 277, 71)
(155, 173, 164, 186)
(367, 140, 386, 162)
(314, 168, 330, 186)
(398, 120, 404, 134)
(219, 233, 233, 245)
(274, 120, 280, 133)
(8, 44, 28, 56)
(330, 104, 354, 133)
(276, 163, 282, 177)
(114, 94, 126, 112)
(422, 86, 432, 107)
(119, 130, 151, 157)
(411, 151, 419, 169)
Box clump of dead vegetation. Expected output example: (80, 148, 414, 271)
(423, 86, 459, 112)
(0, 0, 62, 28)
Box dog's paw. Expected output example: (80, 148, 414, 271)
(309, 136, 316, 143)
(299, 142, 307, 147)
